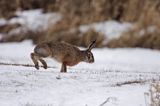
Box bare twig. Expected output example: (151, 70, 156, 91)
(99, 97, 110, 106)
(144, 92, 149, 106)
(0, 62, 56, 68)
(115, 80, 146, 86)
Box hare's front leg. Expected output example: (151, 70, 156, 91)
(60, 63, 67, 73)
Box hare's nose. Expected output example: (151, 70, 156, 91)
(89, 59, 94, 63)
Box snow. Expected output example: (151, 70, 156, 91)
(0, 9, 61, 34)
(0, 19, 7, 26)
(139, 26, 157, 36)
(0, 40, 160, 106)
(79, 21, 133, 42)
(10, 9, 61, 31)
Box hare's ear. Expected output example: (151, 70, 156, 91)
(87, 40, 96, 51)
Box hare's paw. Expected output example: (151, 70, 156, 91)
(39, 59, 47, 69)
(35, 64, 39, 70)
(43, 64, 47, 69)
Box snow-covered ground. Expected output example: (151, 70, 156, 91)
(0, 10, 159, 105)
(0, 9, 61, 40)
(0, 40, 160, 106)
(79, 21, 132, 41)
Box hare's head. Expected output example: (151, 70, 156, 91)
(83, 40, 96, 63)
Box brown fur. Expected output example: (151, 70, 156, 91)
(30, 41, 95, 72)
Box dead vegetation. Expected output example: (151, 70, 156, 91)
(150, 83, 160, 106)
(47, 28, 105, 47)
(108, 29, 160, 49)
(80, 29, 105, 48)
(1, 0, 160, 49)
(0, 0, 57, 19)
(44, 0, 160, 48)
(108, 0, 160, 49)
(0, 23, 21, 33)
(145, 83, 160, 106)
(0, 31, 45, 43)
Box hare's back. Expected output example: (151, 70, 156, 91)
(48, 42, 80, 56)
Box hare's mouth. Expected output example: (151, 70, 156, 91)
(89, 60, 94, 63)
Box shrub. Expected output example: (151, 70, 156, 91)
(150, 83, 160, 106)
(107, 0, 160, 49)
(46, 28, 105, 47)
(1, 0, 160, 49)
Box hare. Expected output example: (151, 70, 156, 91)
(30, 40, 95, 72)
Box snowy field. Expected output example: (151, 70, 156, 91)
(0, 9, 159, 106)
(0, 40, 160, 106)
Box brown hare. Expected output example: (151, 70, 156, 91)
(30, 40, 95, 73)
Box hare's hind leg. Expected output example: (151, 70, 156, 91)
(31, 53, 39, 69)
(33, 45, 51, 69)
(30, 53, 48, 69)
(39, 58, 47, 69)
(60, 63, 67, 73)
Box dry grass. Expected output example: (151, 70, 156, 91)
(107, 0, 160, 49)
(0, 30, 45, 43)
(107, 28, 160, 49)
(1, 0, 160, 49)
(144, 82, 160, 106)
(0, 23, 21, 33)
(46, 28, 105, 48)
(150, 83, 160, 106)
(107, 31, 160, 49)
(0, 0, 57, 18)
(80, 29, 105, 48)
(46, 28, 81, 46)
(45, 0, 160, 49)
